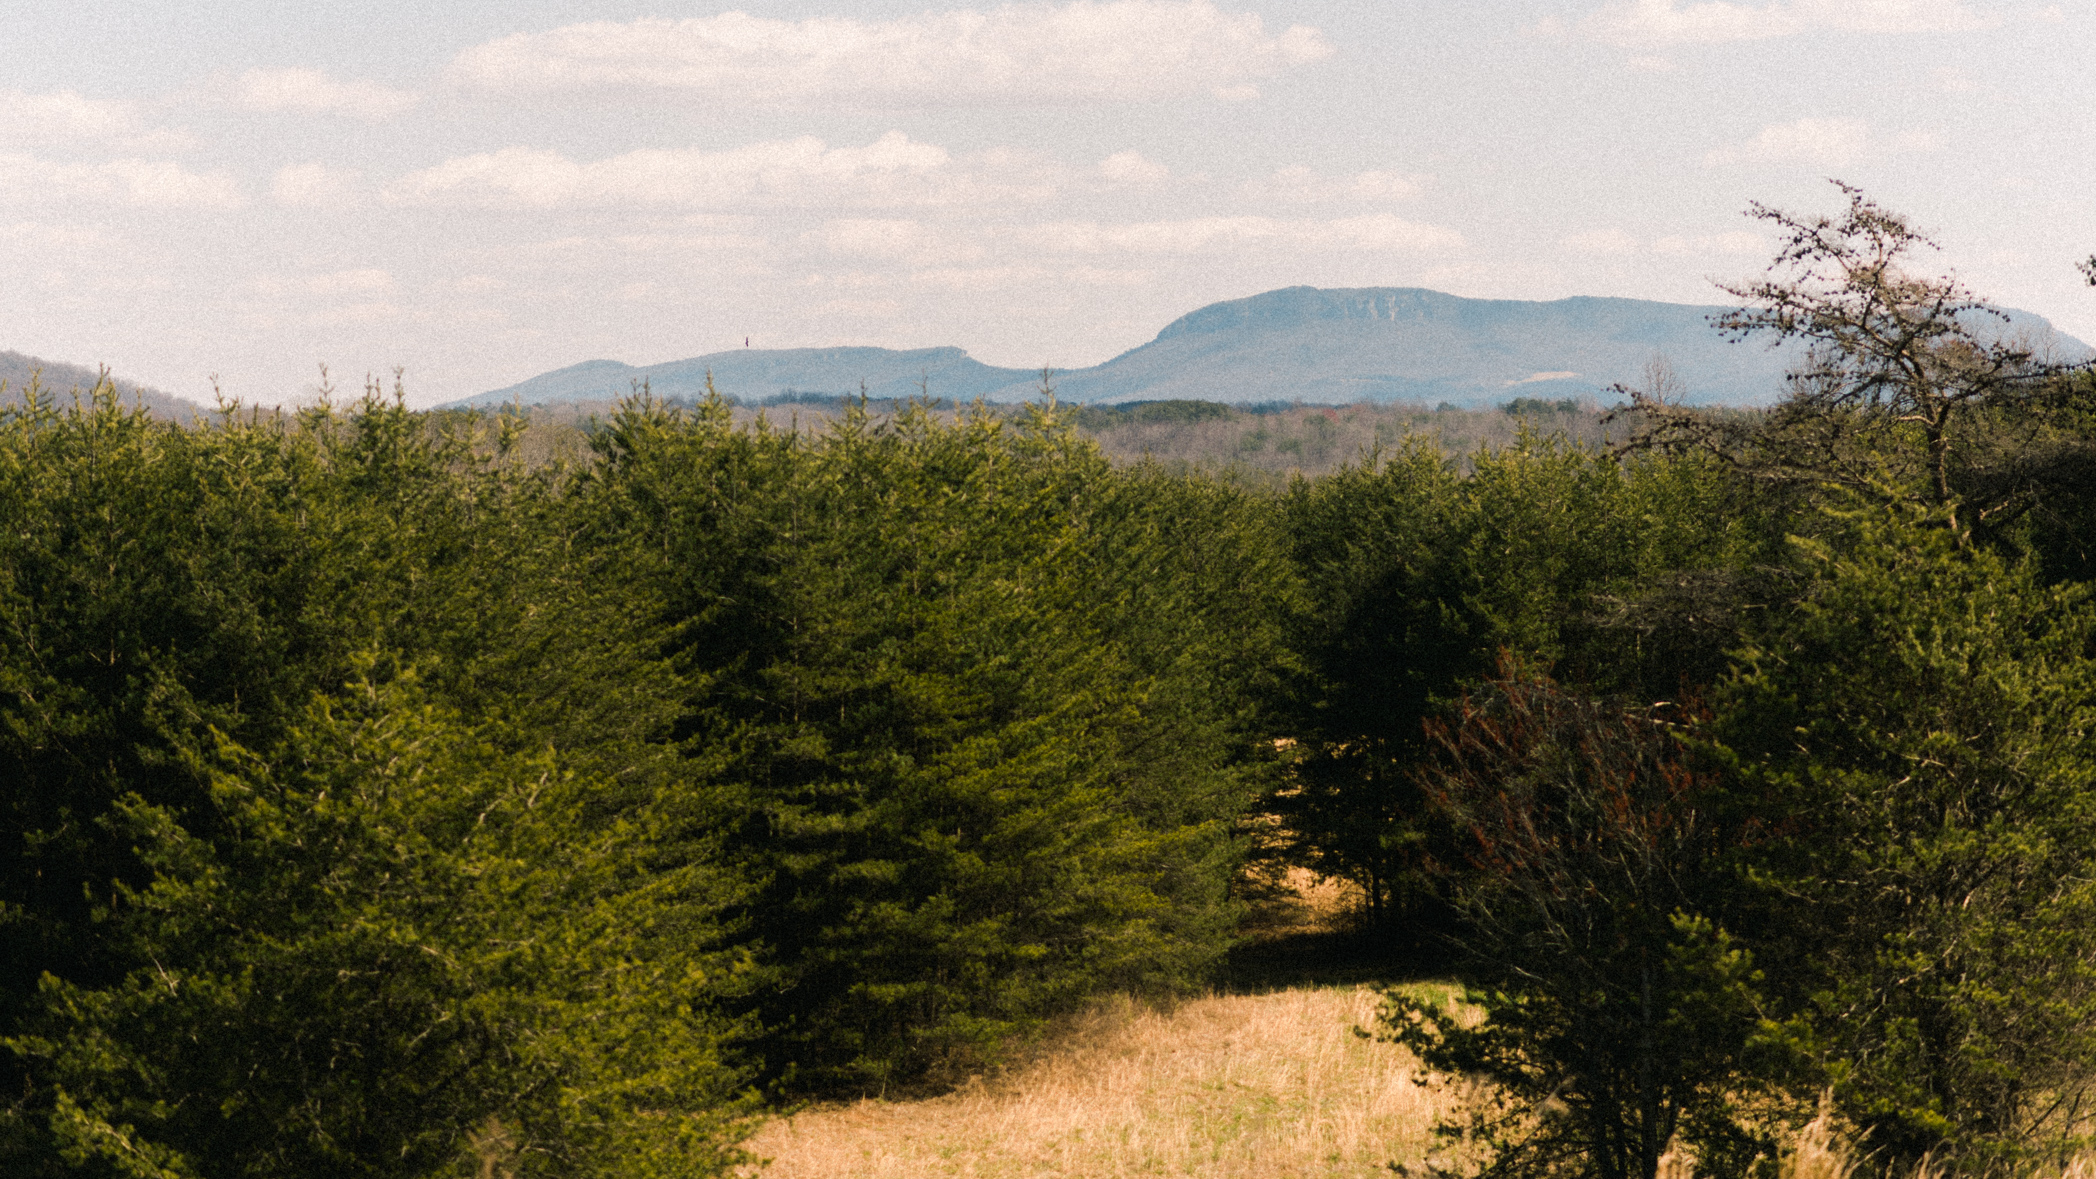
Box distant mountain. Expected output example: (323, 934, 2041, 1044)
(1, 350, 199, 420)
(464, 346, 1031, 408)
(452, 286, 2093, 410)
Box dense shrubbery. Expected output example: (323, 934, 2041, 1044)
(4, 188, 2094, 1179)
(0, 386, 1294, 1175)
(1340, 189, 2096, 1179)
(575, 397, 1294, 1088)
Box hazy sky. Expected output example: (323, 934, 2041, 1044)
(3, 0, 2091, 405)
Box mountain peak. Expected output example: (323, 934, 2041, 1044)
(453, 285, 2092, 410)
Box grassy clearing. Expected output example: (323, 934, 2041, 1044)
(739, 983, 1464, 1178)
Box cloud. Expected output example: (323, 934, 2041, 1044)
(1244, 165, 1420, 203)
(1653, 230, 1767, 256)
(391, 132, 1039, 210)
(253, 268, 395, 298)
(0, 153, 243, 209)
(229, 68, 419, 118)
(1097, 150, 1169, 187)
(1705, 116, 1870, 165)
(815, 218, 989, 264)
(270, 162, 365, 207)
(1562, 228, 1766, 257)
(1016, 213, 1461, 255)
(449, 0, 1332, 108)
(1563, 228, 1641, 255)
(1934, 66, 1979, 93)
(0, 89, 190, 151)
(0, 219, 120, 251)
(1581, 0, 1997, 47)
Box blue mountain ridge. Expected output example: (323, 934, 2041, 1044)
(447, 286, 2092, 409)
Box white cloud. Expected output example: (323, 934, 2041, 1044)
(0, 219, 119, 251)
(1653, 230, 1766, 256)
(1935, 66, 1979, 93)
(230, 68, 419, 118)
(1563, 228, 1765, 257)
(391, 132, 1043, 210)
(813, 296, 905, 318)
(1581, 0, 1997, 47)
(814, 218, 989, 265)
(0, 89, 190, 151)
(1016, 213, 1461, 255)
(498, 229, 772, 273)
(0, 153, 243, 208)
(1563, 228, 1641, 255)
(1098, 150, 1170, 186)
(449, 1, 1332, 108)
(817, 218, 929, 259)
(254, 268, 395, 298)
(1706, 116, 1870, 165)
(1244, 165, 1420, 203)
(270, 162, 365, 208)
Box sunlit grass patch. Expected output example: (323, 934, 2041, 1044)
(741, 984, 1460, 1178)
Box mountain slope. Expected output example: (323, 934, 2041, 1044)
(1017, 287, 1797, 405)
(454, 286, 2092, 409)
(460, 346, 1035, 408)
(1, 351, 199, 419)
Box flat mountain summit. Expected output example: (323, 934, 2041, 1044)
(451, 285, 2092, 410)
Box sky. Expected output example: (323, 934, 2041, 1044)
(2, 0, 2092, 406)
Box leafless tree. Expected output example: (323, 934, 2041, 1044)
(1612, 183, 2095, 544)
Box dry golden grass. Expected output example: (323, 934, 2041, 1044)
(1238, 866, 1369, 940)
(740, 984, 1462, 1178)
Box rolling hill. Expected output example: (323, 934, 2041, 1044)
(449, 285, 2092, 410)
(1, 350, 199, 420)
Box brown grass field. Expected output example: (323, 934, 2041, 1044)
(729, 866, 2063, 1179)
(738, 982, 1466, 1179)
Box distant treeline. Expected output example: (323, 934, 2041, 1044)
(503, 393, 1627, 483)
(6, 189, 2096, 1179)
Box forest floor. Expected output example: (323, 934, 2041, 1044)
(737, 872, 1468, 1179)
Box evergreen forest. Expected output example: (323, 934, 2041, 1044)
(6, 192, 2096, 1179)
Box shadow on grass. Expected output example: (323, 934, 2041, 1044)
(1222, 921, 1464, 993)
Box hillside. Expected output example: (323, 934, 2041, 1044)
(0, 350, 199, 420)
(463, 346, 1029, 408)
(450, 285, 2093, 410)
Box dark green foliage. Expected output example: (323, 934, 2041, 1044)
(1384, 662, 1788, 1179)
(579, 396, 1295, 1089)
(1501, 397, 1581, 416)
(0, 386, 756, 1177)
(1714, 508, 2096, 1171)
(1069, 400, 1240, 430)
(11, 676, 755, 1179)
(1273, 434, 1765, 926)
(7, 191, 2095, 1179)
(1353, 189, 2096, 1179)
